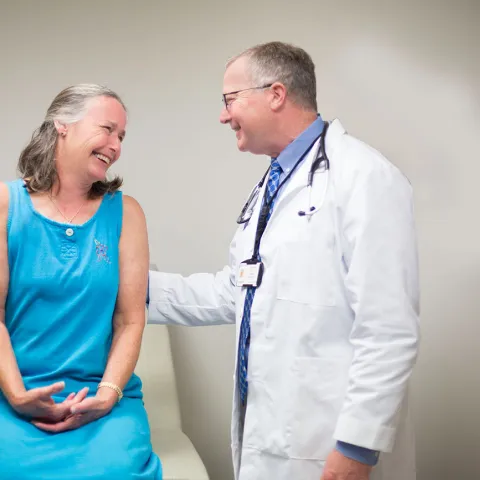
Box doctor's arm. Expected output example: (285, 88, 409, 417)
(333, 163, 420, 454)
(147, 239, 237, 326)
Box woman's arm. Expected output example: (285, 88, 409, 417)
(100, 194, 149, 396)
(0, 182, 25, 403)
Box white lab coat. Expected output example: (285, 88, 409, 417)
(148, 119, 420, 480)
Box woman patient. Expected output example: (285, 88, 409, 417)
(0, 84, 162, 479)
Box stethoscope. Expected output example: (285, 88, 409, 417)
(236, 121, 330, 224)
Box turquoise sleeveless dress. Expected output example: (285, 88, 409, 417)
(0, 179, 162, 480)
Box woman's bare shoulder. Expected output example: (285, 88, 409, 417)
(0, 182, 9, 219)
(122, 194, 145, 216)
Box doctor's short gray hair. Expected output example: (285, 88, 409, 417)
(18, 84, 126, 198)
(228, 41, 317, 112)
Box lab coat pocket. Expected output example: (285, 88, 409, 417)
(276, 238, 336, 307)
(286, 357, 346, 460)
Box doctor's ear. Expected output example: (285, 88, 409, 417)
(269, 82, 288, 111)
(54, 120, 68, 137)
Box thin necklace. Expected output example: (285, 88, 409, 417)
(48, 193, 87, 224)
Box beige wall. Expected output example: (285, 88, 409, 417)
(0, 1, 479, 479)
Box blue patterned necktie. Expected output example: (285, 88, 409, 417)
(238, 160, 282, 404)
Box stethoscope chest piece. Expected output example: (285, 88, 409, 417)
(236, 122, 331, 224)
(297, 122, 330, 217)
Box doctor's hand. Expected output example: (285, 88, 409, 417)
(11, 382, 88, 423)
(321, 450, 372, 480)
(31, 385, 117, 433)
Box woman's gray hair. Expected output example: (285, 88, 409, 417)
(228, 41, 317, 112)
(18, 84, 126, 198)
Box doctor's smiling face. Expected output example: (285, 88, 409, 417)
(220, 56, 277, 156)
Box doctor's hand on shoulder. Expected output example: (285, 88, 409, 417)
(321, 450, 372, 480)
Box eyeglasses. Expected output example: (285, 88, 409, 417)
(222, 84, 273, 110)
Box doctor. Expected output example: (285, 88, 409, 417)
(148, 41, 420, 480)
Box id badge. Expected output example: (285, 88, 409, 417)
(237, 259, 264, 288)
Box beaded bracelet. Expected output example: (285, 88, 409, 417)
(97, 382, 123, 403)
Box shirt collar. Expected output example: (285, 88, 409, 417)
(272, 114, 324, 174)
